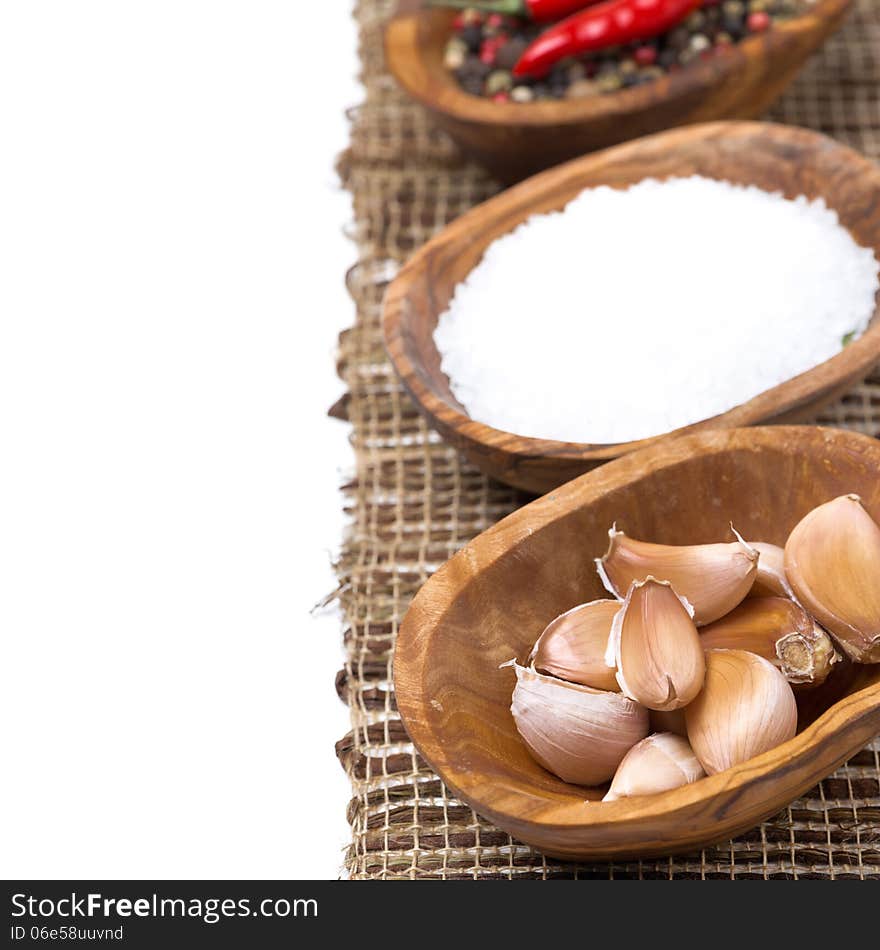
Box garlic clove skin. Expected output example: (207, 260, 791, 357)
(784, 494, 880, 664)
(530, 599, 621, 692)
(596, 526, 759, 625)
(747, 542, 796, 600)
(606, 577, 705, 712)
(699, 596, 838, 686)
(509, 662, 649, 786)
(685, 649, 798, 775)
(602, 733, 705, 802)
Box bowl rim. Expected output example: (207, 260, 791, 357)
(392, 425, 880, 839)
(381, 120, 880, 464)
(384, 0, 853, 127)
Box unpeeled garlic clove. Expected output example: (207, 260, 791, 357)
(699, 596, 838, 686)
(784, 494, 880, 664)
(603, 733, 705, 802)
(606, 577, 705, 711)
(596, 526, 759, 625)
(508, 662, 649, 786)
(747, 542, 796, 600)
(530, 599, 621, 692)
(685, 649, 797, 775)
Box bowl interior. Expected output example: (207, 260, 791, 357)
(392, 123, 880, 451)
(396, 428, 880, 840)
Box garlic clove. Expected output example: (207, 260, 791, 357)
(747, 542, 796, 600)
(606, 577, 705, 711)
(649, 707, 688, 738)
(685, 649, 798, 775)
(508, 662, 649, 786)
(699, 596, 838, 686)
(596, 526, 759, 625)
(784, 494, 880, 664)
(602, 733, 705, 802)
(530, 599, 621, 691)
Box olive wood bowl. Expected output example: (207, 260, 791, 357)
(383, 121, 880, 494)
(385, 0, 852, 182)
(394, 426, 880, 861)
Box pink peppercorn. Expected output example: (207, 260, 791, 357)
(452, 13, 466, 31)
(747, 10, 771, 32)
(480, 35, 508, 65)
(492, 91, 510, 103)
(634, 45, 657, 66)
(487, 12, 505, 29)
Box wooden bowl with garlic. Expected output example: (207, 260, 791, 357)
(393, 426, 880, 860)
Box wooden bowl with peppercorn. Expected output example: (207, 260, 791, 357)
(385, 0, 852, 182)
(393, 425, 880, 860)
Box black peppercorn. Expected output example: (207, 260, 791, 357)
(495, 37, 528, 71)
(658, 47, 679, 69)
(721, 14, 745, 39)
(460, 24, 483, 53)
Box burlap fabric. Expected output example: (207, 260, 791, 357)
(334, 0, 880, 879)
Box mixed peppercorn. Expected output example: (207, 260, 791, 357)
(443, 0, 805, 102)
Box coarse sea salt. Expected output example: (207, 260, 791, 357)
(434, 176, 879, 444)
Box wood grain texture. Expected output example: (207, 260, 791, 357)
(393, 426, 880, 861)
(385, 0, 853, 182)
(382, 121, 880, 493)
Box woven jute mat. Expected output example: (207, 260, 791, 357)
(334, 0, 880, 879)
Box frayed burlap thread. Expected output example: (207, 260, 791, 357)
(334, 0, 880, 879)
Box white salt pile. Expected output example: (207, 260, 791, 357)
(434, 176, 879, 444)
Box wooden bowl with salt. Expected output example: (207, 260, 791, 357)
(394, 425, 880, 861)
(385, 0, 852, 183)
(382, 121, 880, 494)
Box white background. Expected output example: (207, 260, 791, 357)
(1, 2, 358, 879)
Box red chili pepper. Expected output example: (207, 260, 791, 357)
(432, 0, 603, 24)
(513, 0, 704, 77)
